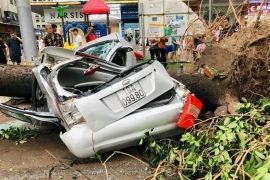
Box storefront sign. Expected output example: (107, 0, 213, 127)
(248, 0, 270, 15)
(0, 24, 19, 34)
(121, 6, 138, 20)
(44, 5, 121, 23)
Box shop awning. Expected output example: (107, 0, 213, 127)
(81, 0, 110, 15)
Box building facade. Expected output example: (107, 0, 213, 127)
(0, 0, 44, 41)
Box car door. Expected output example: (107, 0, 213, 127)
(50, 59, 174, 132)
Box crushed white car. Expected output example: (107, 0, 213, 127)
(0, 33, 202, 158)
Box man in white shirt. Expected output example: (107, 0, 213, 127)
(72, 28, 82, 49)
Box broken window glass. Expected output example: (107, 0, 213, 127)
(81, 41, 119, 59)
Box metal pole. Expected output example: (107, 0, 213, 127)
(84, 14, 87, 25)
(140, 3, 146, 61)
(106, 12, 110, 34)
(16, 0, 38, 65)
(209, 0, 212, 25)
(61, 17, 66, 42)
(68, 30, 71, 45)
(87, 15, 90, 26)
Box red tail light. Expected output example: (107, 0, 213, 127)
(177, 94, 203, 129)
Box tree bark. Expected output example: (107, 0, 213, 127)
(0, 64, 236, 110)
(0, 64, 32, 98)
(168, 70, 238, 111)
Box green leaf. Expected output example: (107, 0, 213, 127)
(220, 133, 226, 141)
(19, 140, 27, 144)
(254, 154, 263, 164)
(205, 172, 212, 180)
(227, 121, 238, 129)
(237, 130, 246, 149)
(219, 145, 224, 150)
(226, 131, 235, 141)
(263, 173, 270, 180)
(4, 134, 9, 139)
(58, 175, 63, 179)
(169, 151, 175, 162)
(220, 155, 225, 162)
(241, 97, 247, 103)
(194, 141, 200, 147)
(139, 138, 143, 145)
(214, 148, 220, 155)
(255, 151, 266, 160)
(218, 125, 228, 131)
(224, 117, 231, 126)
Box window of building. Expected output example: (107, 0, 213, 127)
(10, 0, 13, 5)
(14, 0, 16, 5)
(36, 20, 40, 23)
(37, 25, 40, 28)
(42, 25, 45, 27)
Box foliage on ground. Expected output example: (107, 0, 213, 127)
(0, 126, 38, 145)
(140, 98, 270, 179)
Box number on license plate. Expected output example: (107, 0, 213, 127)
(117, 82, 145, 108)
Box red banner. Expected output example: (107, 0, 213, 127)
(248, 2, 270, 15)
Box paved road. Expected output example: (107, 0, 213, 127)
(0, 97, 150, 179)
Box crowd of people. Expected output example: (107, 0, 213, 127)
(0, 31, 22, 65)
(0, 17, 241, 66)
(0, 23, 97, 65)
(138, 16, 241, 66)
(142, 36, 206, 67)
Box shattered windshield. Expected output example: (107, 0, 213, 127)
(80, 41, 119, 59)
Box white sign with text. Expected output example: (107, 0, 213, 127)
(44, 5, 121, 23)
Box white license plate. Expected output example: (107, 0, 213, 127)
(117, 82, 146, 108)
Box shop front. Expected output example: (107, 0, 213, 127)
(120, 5, 139, 45)
(44, 4, 121, 35)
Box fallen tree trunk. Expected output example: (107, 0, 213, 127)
(0, 64, 236, 110)
(0, 64, 32, 98)
(168, 71, 237, 111)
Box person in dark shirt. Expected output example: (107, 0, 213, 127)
(0, 39, 7, 64)
(6, 31, 22, 65)
(150, 37, 167, 68)
(43, 24, 63, 47)
(220, 17, 232, 40)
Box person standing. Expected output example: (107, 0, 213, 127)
(6, 32, 22, 65)
(72, 28, 82, 49)
(220, 17, 231, 40)
(43, 24, 63, 47)
(84, 25, 96, 42)
(36, 36, 43, 52)
(149, 37, 167, 68)
(157, 37, 167, 68)
(51, 24, 57, 33)
(0, 39, 7, 64)
(193, 40, 206, 62)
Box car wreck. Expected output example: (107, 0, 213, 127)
(0, 33, 202, 158)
